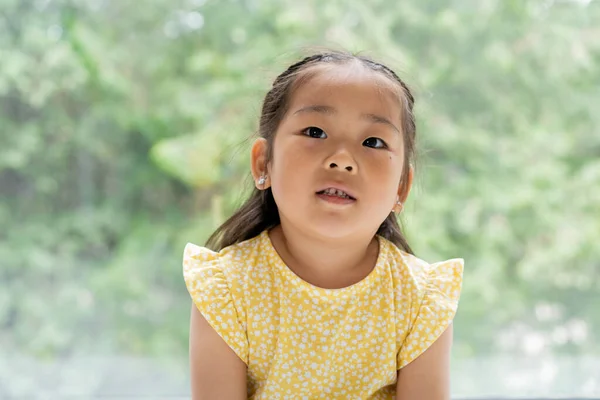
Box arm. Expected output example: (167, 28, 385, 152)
(189, 304, 247, 400)
(395, 323, 453, 400)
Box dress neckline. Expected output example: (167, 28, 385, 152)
(260, 229, 388, 297)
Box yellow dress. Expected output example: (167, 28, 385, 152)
(183, 230, 463, 399)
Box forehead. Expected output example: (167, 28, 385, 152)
(289, 62, 402, 113)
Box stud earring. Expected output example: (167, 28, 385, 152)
(257, 175, 266, 185)
(395, 201, 404, 213)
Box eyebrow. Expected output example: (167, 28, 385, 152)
(292, 105, 400, 133)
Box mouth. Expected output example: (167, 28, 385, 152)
(315, 187, 356, 201)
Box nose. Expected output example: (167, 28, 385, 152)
(325, 150, 357, 173)
(329, 162, 353, 172)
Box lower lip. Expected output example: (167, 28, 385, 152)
(316, 193, 356, 205)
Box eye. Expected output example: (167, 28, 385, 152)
(363, 137, 387, 149)
(302, 126, 327, 139)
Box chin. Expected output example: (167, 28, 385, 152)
(301, 219, 373, 242)
(278, 203, 386, 241)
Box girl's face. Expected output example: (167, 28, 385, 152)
(255, 64, 412, 241)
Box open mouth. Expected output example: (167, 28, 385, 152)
(316, 188, 356, 201)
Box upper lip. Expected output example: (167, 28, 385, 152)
(316, 183, 357, 200)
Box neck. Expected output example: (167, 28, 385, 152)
(268, 222, 379, 289)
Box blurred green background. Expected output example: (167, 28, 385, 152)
(1, 0, 599, 398)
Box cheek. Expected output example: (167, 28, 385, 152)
(269, 139, 312, 197)
(369, 154, 403, 195)
(272, 139, 314, 176)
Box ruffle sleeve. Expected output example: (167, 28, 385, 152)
(397, 258, 464, 369)
(183, 242, 249, 364)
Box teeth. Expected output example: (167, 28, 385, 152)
(323, 188, 350, 198)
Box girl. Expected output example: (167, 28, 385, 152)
(183, 51, 464, 399)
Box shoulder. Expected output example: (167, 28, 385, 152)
(381, 238, 464, 297)
(183, 232, 268, 312)
(183, 232, 265, 281)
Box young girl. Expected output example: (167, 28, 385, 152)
(183, 51, 464, 399)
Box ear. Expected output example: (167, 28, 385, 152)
(250, 138, 271, 190)
(393, 165, 414, 213)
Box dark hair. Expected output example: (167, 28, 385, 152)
(206, 50, 416, 254)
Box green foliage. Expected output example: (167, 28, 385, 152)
(1, 0, 599, 363)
